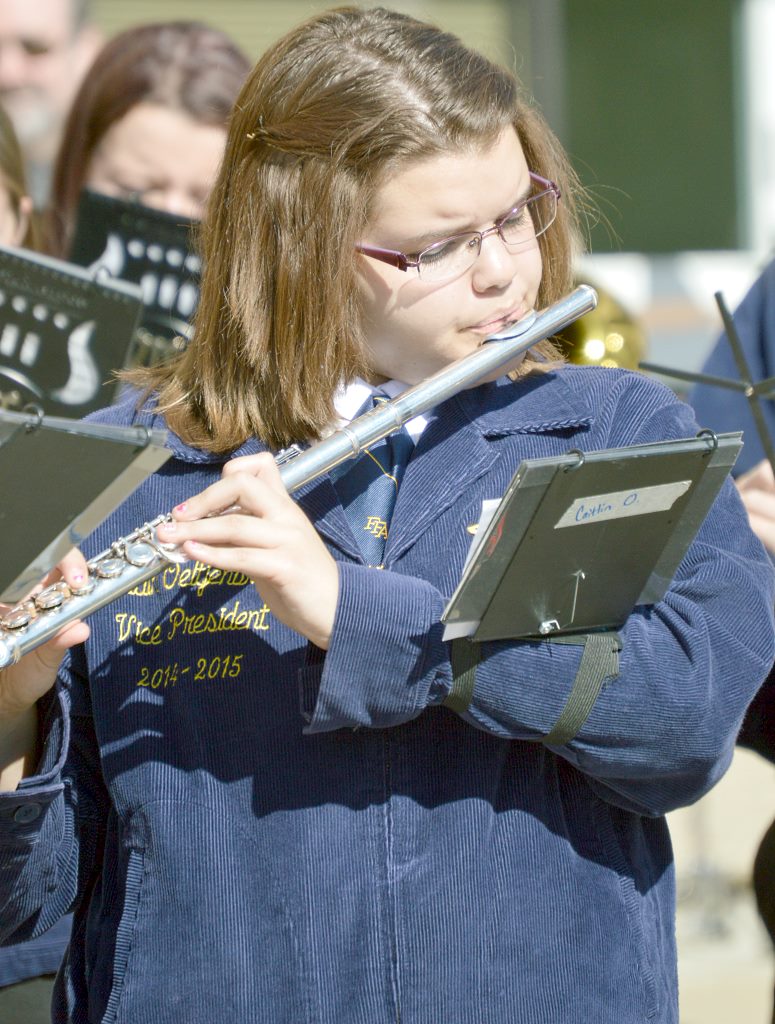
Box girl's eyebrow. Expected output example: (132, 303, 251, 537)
(400, 183, 533, 252)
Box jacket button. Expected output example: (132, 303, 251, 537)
(13, 803, 41, 824)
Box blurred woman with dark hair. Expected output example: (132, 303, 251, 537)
(45, 20, 251, 257)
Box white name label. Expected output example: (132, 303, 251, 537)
(554, 480, 691, 529)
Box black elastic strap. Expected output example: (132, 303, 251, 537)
(444, 632, 621, 738)
(542, 632, 621, 746)
(445, 638, 481, 713)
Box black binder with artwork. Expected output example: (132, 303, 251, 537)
(441, 432, 742, 642)
(0, 244, 143, 416)
(69, 189, 200, 364)
(0, 408, 170, 602)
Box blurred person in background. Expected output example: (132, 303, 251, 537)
(0, 0, 102, 208)
(0, 98, 71, 1024)
(44, 20, 252, 259)
(690, 257, 775, 554)
(689, 260, 775, 1024)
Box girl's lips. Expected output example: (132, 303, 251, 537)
(469, 307, 526, 334)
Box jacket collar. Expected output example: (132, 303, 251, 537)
(454, 368, 595, 437)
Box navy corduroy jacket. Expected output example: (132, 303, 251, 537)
(1, 366, 773, 1023)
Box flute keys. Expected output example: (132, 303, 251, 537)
(34, 583, 70, 611)
(125, 542, 157, 568)
(2, 603, 36, 630)
(70, 576, 95, 597)
(95, 558, 128, 579)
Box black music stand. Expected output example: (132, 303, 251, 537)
(0, 408, 169, 602)
(0, 245, 143, 417)
(69, 190, 200, 363)
(641, 291, 775, 476)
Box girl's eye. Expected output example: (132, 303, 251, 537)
(502, 205, 529, 230)
(420, 242, 455, 265)
(420, 234, 474, 265)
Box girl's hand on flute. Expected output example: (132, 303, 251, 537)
(156, 453, 339, 650)
(0, 549, 90, 790)
(0, 549, 91, 718)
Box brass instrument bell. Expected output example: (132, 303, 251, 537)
(558, 279, 646, 371)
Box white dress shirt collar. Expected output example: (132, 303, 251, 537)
(333, 377, 429, 443)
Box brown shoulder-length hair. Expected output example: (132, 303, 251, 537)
(45, 21, 251, 257)
(133, 5, 586, 454)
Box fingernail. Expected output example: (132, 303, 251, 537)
(72, 573, 84, 583)
(175, 502, 187, 512)
(161, 521, 176, 532)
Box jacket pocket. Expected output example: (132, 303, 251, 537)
(102, 847, 145, 1023)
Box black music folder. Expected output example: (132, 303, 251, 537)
(0, 409, 170, 602)
(0, 244, 143, 416)
(442, 432, 742, 642)
(70, 190, 200, 362)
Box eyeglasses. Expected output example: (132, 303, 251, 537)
(356, 172, 560, 284)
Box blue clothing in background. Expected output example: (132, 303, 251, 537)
(689, 257, 775, 765)
(0, 367, 773, 1023)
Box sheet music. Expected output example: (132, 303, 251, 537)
(0, 244, 143, 415)
(70, 191, 200, 357)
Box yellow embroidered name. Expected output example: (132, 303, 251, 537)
(129, 561, 252, 598)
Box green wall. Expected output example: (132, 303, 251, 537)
(565, 0, 740, 253)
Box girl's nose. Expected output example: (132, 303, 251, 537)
(470, 231, 518, 292)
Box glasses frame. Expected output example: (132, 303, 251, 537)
(355, 172, 561, 279)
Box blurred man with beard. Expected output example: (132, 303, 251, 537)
(0, 0, 101, 207)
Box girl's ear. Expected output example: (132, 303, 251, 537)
(12, 195, 33, 247)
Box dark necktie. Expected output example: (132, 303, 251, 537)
(330, 394, 414, 567)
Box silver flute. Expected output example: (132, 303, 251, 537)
(0, 285, 597, 669)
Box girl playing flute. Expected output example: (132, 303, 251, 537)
(0, 7, 772, 1022)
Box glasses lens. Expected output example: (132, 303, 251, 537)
(417, 232, 481, 282)
(500, 191, 557, 250)
(415, 188, 558, 282)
